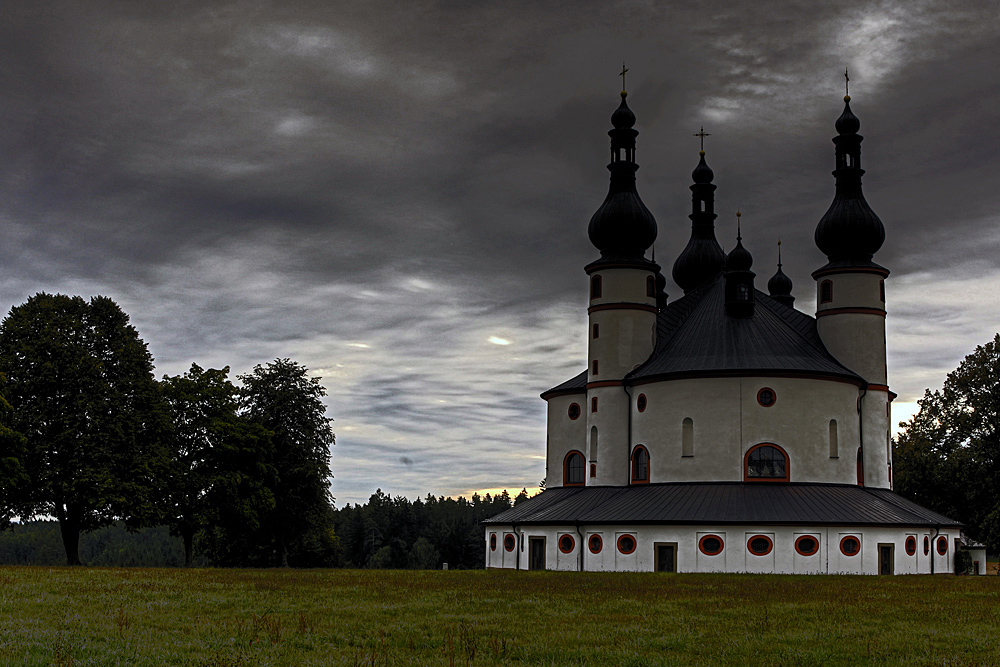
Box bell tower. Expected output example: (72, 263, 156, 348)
(585, 72, 659, 486)
(813, 76, 892, 489)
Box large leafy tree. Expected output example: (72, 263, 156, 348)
(895, 334, 1000, 551)
(159, 364, 274, 566)
(238, 358, 337, 567)
(0, 377, 29, 530)
(0, 293, 168, 565)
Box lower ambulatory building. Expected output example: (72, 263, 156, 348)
(483, 84, 980, 574)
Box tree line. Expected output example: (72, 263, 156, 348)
(0, 292, 337, 567)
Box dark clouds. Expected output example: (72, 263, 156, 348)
(0, 1, 998, 504)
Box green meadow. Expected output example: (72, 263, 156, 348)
(0, 567, 997, 666)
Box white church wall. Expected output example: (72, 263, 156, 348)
(588, 268, 656, 307)
(589, 386, 630, 486)
(792, 532, 825, 574)
(544, 394, 587, 488)
(861, 388, 891, 489)
(816, 312, 887, 386)
(815, 272, 885, 314)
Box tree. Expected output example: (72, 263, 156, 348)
(895, 334, 1000, 552)
(0, 376, 29, 530)
(0, 293, 169, 565)
(159, 364, 273, 566)
(238, 358, 336, 567)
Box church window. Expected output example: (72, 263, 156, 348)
(646, 276, 655, 297)
(591, 275, 602, 299)
(588, 534, 603, 554)
(592, 360, 598, 375)
(568, 403, 581, 420)
(592, 397, 598, 413)
(795, 535, 819, 556)
(699, 535, 724, 556)
(879, 280, 885, 302)
(636, 394, 647, 412)
(563, 451, 586, 486)
(923, 536, 930, 556)
(558, 534, 575, 554)
(936, 536, 948, 556)
(593, 323, 599, 339)
(820, 280, 833, 304)
(490, 534, 497, 551)
(617, 534, 636, 555)
(590, 463, 596, 477)
(905, 536, 916, 556)
(747, 535, 773, 556)
(631, 445, 649, 484)
(682, 418, 694, 457)
(840, 536, 860, 556)
(757, 388, 776, 407)
(503, 534, 515, 552)
(744, 444, 789, 482)
(590, 426, 598, 461)
(829, 420, 838, 457)
(737, 283, 750, 300)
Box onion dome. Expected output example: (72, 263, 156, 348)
(672, 141, 726, 292)
(724, 212, 755, 318)
(814, 93, 885, 266)
(767, 240, 795, 309)
(588, 91, 657, 263)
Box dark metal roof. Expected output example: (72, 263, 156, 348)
(627, 275, 863, 383)
(482, 483, 961, 528)
(540, 369, 587, 399)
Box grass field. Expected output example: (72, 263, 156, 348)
(0, 567, 997, 666)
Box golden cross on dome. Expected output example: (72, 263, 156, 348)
(694, 126, 711, 152)
(620, 62, 629, 92)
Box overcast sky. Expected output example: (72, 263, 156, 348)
(2, 1, 998, 506)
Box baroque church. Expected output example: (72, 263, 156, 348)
(483, 80, 985, 575)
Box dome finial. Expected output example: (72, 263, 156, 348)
(777, 238, 782, 267)
(620, 62, 629, 95)
(694, 126, 711, 154)
(736, 210, 742, 241)
(844, 67, 851, 102)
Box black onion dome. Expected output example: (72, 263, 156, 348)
(768, 265, 793, 296)
(611, 91, 636, 129)
(726, 237, 753, 272)
(692, 152, 714, 183)
(814, 95, 885, 264)
(588, 90, 657, 261)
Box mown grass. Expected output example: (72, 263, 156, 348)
(0, 567, 997, 666)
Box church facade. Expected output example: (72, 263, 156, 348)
(483, 85, 974, 575)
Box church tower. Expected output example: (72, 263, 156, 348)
(813, 84, 892, 489)
(672, 135, 726, 293)
(585, 84, 659, 486)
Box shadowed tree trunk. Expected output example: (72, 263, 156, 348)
(181, 525, 195, 567)
(58, 503, 83, 566)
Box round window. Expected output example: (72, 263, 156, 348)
(747, 535, 773, 556)
(490, 534, 497, 552)
(568, 403, 581, 420)
(905, 536, 916, 556)
(923, 536, 930, 556)
(699, 535, 724, 556)
(757, 388, 776, 407)
(795, 535, 819, 556)
(588, 534, 603, 554)
(937, 536, 948, 555)
(617, 534, 636, 555)
(840, 536, 860, 556)
(558, 534, 575, 554)
(637, 394, 647, 412)
(503, 534, 515, 552)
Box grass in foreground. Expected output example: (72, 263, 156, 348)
(0, 567, 998, 666)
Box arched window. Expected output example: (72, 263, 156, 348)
(563, 450, 586, 486)
(829, 419, 838, 458)
(646, 275, 656, 297)
(631, 445, 649, 484)
(879, 280, 885, 302)
(744, 444, 789, 482)
(820, 280, 833, 304)
(591, 275, 602, 299)
(682, 418, 694, 457)
(589, 426, 598, 462)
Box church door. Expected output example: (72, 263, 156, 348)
(655, 543, 676, 572)
(878, 544, 894, 575)
(529, 537, 546, 571)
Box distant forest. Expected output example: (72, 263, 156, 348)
(0, 489, 527, 568)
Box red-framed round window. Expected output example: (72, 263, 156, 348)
(588, 534, 603, 554)
(637, 394, 647, 412)
(503, 534, 515, 552)
(489, 534, 497, 551)
(558, 534, 575, 554)
(923, 536, 930, 556)
(617, 534, 637, 555)
(699, 534, 724, 556)
(757, 387, 776, 407)
(937, 536, 948, 555)
(568, 403, 581, 420)
(840, 535, 860, 557)
(747, 535, 773, 556)
(905, 536, 916, 556)
(794, 535, 819, 556)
